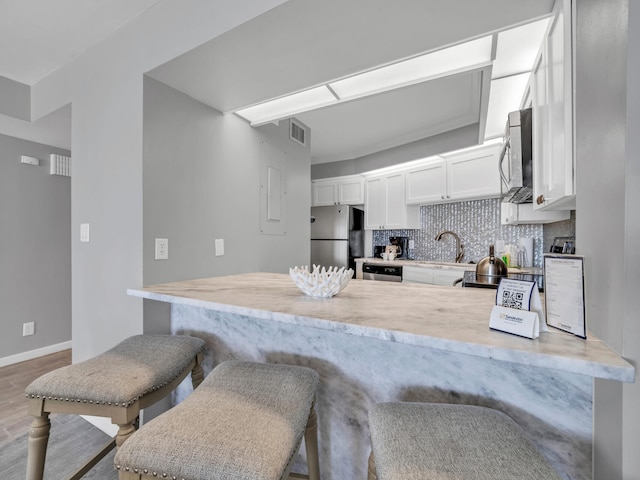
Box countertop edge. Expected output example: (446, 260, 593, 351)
(127, 287, 635, 383)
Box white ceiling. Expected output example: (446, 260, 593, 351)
(0, 0, 554, 161)
(0, 0, 163, 85)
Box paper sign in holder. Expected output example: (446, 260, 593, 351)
(489, 278, 547, 339)
(543, 254, 587, 339)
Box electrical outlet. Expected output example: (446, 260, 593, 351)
(155, 238, 169, 260)
(409, 239, 415, 249)
(23, 322, 35, 336)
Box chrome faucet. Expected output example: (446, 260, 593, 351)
(435, 230, 465, 263)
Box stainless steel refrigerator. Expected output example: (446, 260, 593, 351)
(310, 205, 364, 271)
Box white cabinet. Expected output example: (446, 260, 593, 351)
(405, 157, 446, 204)
(312, 180, 337, 206)
(364, 171, 419, 230)
(445, 144, 502, 201)
(311, 175, 364, 206)
(406, 144, 502, 205)
(500, 202, 570, 225)
(532, 0, 575, 211)
(402, 266, 467, 286)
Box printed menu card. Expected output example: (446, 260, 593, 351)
(543, 254, 587, 339)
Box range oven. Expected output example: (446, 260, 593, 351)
(362, 263, 402, 282)
(462, 270, 544, 291)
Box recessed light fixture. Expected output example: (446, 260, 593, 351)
(329, 36, 493, 101)
(485, 73, 531, 139)
(235, 86, 337, 126)
(234, 36, 493, 126)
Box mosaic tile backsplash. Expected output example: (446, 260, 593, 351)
(372, 198, 575, 268)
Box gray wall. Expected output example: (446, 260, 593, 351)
(311, 124, 479, 179)
(0, 134, 71, 358)
(0, 76, 30, 121)
(28, 0, 287, 364)
(575, 0, 640, 478)
(143, 76, 310, 286)
(141, 76, 310, 419)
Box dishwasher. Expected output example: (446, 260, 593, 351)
(362, 263, 403, 282)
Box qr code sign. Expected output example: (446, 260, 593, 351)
(502, 290, 524, 309)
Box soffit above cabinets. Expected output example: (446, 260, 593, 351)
(296, 69, 486, 164)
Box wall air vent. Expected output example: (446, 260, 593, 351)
(289, 118, 307, 146)
(50, 154, 71, 177)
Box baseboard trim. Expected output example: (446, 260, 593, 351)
(0, 340, 72, 367)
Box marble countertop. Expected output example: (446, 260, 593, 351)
(128, 272, 634, 382)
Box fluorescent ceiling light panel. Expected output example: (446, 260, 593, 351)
(235, 86, 337, 125)
(484, 73, 530, 139)
(329, 36, 493, 100)
(492, 18, 550, 78)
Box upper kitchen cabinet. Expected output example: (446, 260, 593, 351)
(405, 156, 446, 204)
(406, 144, 502, 205)
(532, 0, 576, 211)
(311, 174, 364, 206)
(364, 171, 419, 230)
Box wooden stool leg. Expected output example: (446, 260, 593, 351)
(115, 421, 137, 449)
(191, 353, 204, 389)
(26, 413, 51, 480)
(367, 451, 378, 480)
(304, 407, 320, 480)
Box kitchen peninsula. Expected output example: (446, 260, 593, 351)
(129, 273, 634, 480)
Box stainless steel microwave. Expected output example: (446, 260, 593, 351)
(499, 108, 533, 203)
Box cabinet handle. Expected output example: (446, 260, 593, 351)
(536, 195, 545, 205)
(441, 195, 445, 199)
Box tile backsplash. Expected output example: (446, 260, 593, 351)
(372, 198, 575, 268)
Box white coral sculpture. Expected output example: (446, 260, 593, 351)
(289, 264, 354, 297)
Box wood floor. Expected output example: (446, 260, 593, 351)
(0, 350, 71, 448)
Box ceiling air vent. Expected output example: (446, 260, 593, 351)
(289, 119, 307, 146)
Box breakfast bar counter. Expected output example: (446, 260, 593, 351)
(129, 273, 634, 480)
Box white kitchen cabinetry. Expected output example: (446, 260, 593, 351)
(364, 171, 419, 230)
(532, 0, 575, 211)
(501, 202, 569, 225)
(406, 144, 502, 205)
(311, 175, 364, 206)
(405, 157, 446, 204)
(402, 265, 467, 286)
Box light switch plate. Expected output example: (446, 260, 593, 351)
(80, 223, 90, 243)
(215, 238, 224, 256)
(155, 238, 168, 260)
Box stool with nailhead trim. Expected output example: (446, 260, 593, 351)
(24, 334, 206, 480)
(114, 360, 321, 480)
(367, 402, 562, 480)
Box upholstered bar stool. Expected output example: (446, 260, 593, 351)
(114, 360, 320, 480)
(368, 402, 561, 480)
(24, 334, 206, 480)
